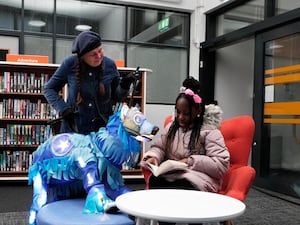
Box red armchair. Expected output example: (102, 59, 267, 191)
(218, 115, 256, 202)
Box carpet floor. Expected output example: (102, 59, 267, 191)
(0, 183, 299, 225)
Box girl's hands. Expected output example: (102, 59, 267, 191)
(144, 157, 188, 166)
(145, 157, 159, 166)
(178, 158, 189, 164)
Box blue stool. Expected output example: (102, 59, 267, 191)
(36, 199, 134, 225)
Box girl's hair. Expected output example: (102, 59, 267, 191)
(165, 77, 205, 155)
(75, 57, 105, 105)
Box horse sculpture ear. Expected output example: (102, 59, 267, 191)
(120, 104, 130, 121)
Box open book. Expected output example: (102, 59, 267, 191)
(140, 159, 188, 177)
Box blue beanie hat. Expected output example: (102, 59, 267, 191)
(72, 31, 102, 57)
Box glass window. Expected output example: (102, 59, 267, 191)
(128, 7, 189, 46)
(55, 38, 73, 64)
(0, 0, 22, 31)
(275, 0, 300, 15)
(55, 38, 125, 65)
(56, 0, 125, 41)
(127, 45, 187, 104)
(24, 35, 53, 62)
(216, 0, 264, 36)
(264, 33, 300, 174)
(24, 0, 54, 33)
(102, 42, 124, 65)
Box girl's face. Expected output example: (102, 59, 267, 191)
(82, 45, 104, 67)
(175, 97, 199, 130)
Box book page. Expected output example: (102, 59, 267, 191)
(141, 159, 188, 177)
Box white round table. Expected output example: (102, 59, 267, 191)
(116, 189, 246, 224)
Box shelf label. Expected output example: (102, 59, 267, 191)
(6, 54, 49, 64)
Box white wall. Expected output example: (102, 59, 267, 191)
(144, 104, 174, 149)
(215, 38, 254, 119)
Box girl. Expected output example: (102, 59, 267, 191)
(142, 77, 230, 212)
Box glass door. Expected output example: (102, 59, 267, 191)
(254, 22, 300, 199)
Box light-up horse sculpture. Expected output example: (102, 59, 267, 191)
(28, 104, 159, 225)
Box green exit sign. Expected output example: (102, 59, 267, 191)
(158, 17, 170, 32)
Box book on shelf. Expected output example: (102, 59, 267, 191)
(0, 124, 52, 145)
(0, 150, 32, 172)
(0, 71, 49, 94)
(140, 159, 188, 177)
(0, 97, 56, 119)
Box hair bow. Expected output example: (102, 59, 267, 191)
(184, 88, 202, 104)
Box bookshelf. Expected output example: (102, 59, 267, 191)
(0, 61, 149, 181)
(118, 66, 149, 179)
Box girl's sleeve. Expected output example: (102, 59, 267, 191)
(189, 129, 230, 179)
(143, 125, 170, 163)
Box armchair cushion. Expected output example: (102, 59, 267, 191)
(219, 115, 256, 202)
(220, 116, 255, 167)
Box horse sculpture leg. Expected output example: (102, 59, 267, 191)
(74, 157, 116, 214)
(28, 173, 48, 225)
(84, 184, 116, 214)
(77, 159, 132, 214)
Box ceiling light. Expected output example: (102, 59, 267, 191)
(28, 20, 46, 27)
(269, 44, 283, 49)
(75, 25, 92, 31)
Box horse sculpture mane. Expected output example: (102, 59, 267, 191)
(28, 104, 159, 225)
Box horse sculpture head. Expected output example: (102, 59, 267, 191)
(106, 103, 159, 142)
(93, 103, 159, 168)
(120, 104, 159, 141)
